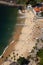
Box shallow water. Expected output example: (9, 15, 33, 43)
(0, 4, 18, 55)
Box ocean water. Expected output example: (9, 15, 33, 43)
(0, 4, 18, 55)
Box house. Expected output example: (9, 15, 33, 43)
(33, 3, 43, 12)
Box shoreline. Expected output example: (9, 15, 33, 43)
(0, 12, 25, 65)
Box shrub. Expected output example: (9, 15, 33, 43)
(17, 57, 30, 65)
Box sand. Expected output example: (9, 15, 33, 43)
(13, 11, 36, 59)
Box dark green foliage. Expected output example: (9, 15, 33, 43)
(17, 0, 43, 4)
(36, 39, 39, 43)
(37, 49, 43, 65)
(29, 0, 37, 6)
(17, 57, 30, 65)
(37, 0, 43, 2)
(16, 0, 26, 4)
(26, 0, 37, 6)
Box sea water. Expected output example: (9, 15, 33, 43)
(0, 4, 18, 55)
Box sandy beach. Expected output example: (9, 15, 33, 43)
(0, 10, 43, 65)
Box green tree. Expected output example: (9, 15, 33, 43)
(16, 0, 26, 4)
(37, 49, 43, 65)
(26, 0, 37, 6)
(17, 57, 29, 65)
(29, 0, 37, 6)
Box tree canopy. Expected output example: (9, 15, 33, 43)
(26, 0, 37, 6)
(16, 0, 43, 4)
(17, 57, 30, 65)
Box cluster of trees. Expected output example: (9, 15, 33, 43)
(16, 0, 27, 4)
(37, 0, 43, 2)
(17, 57, 30, 65)
(26, 0, 37, 6)
(17, 0, 43, 4)
(37, 49, 43, 65)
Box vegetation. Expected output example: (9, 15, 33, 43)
(17, 0, 43, 4)
(16, 0, 26, 4)
(37, 49, 43, 65)
(36, 39, 39, 43)
(17, 57, 30, 65)
(20, 0, 43, 7)
(29, 0, 37, 6)
(37, 0, 43, 2)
